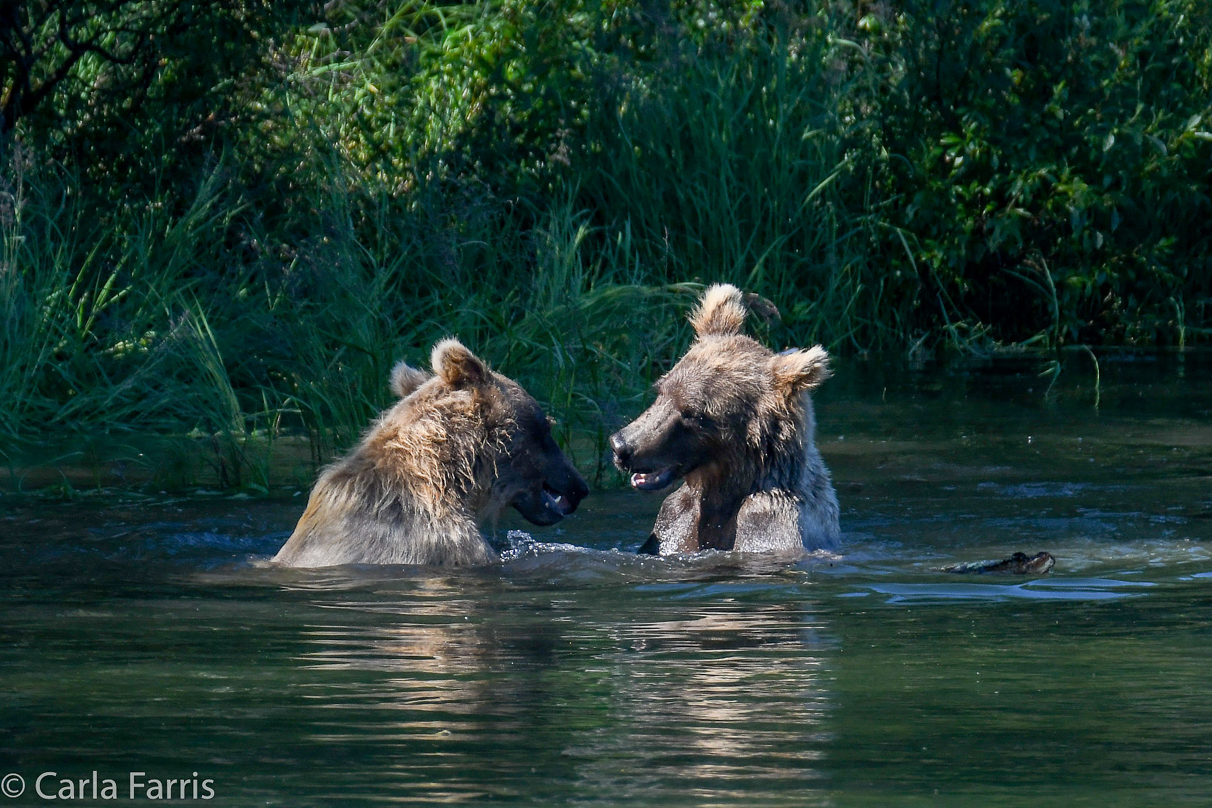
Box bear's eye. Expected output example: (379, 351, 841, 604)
(681, 408, 711, 427)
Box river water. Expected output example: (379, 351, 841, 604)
(3, 353, 1211, 806)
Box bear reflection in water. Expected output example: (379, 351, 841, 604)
(567, 601, 833, 797)
(294, 578, 833, 800)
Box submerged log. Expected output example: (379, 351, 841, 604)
(942, 551, 1055, 575)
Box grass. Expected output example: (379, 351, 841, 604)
(0, 148, 709, 493)
(2, 1, 1209, 495)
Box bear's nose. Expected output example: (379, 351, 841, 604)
(569, 475, 589, 505)
(609, 432, 632, 469)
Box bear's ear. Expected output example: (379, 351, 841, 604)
(771, 345, 831, 395)
(431, 338, 489, 388)
(389, 361, 432, 398)
(690, 283, 748, 338)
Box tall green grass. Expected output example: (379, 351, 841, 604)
(572, 33, 897, 351)
(4, 0, 1210, 493)
(0, 145, 704, 491)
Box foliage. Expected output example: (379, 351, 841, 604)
(1, 0, 299, 185)
(2, 0, 1211, 491)
(855, 0, 1212, 346)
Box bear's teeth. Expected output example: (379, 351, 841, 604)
(631, 469, 675, 490)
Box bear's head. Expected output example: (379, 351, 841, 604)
(402, 339, 590, 525)
(609, 284, 830, 492)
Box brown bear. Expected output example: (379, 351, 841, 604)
(274, 338, 589, 567)
(609, 284, 839, 556)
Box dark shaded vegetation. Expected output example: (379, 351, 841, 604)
(2, 0, 1210, 491)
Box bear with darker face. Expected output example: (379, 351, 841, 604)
(610, 284, 839, 556)
(274, 338, 589, 567)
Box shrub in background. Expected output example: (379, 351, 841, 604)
(2, 0, 1210, 491)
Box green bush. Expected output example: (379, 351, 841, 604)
(857, 0, 1212, 346)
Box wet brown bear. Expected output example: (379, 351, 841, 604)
(610, 284, 839, 556)
(274, 338, 588, 567)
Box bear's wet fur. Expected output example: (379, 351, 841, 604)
(610, 284, 839, 556)
(274, 338, 588, 567)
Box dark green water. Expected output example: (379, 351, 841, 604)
(3, 354, 1212, 806)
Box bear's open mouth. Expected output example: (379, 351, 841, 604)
(541, 483, 575, 516)
(629, 466, 677, 492)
